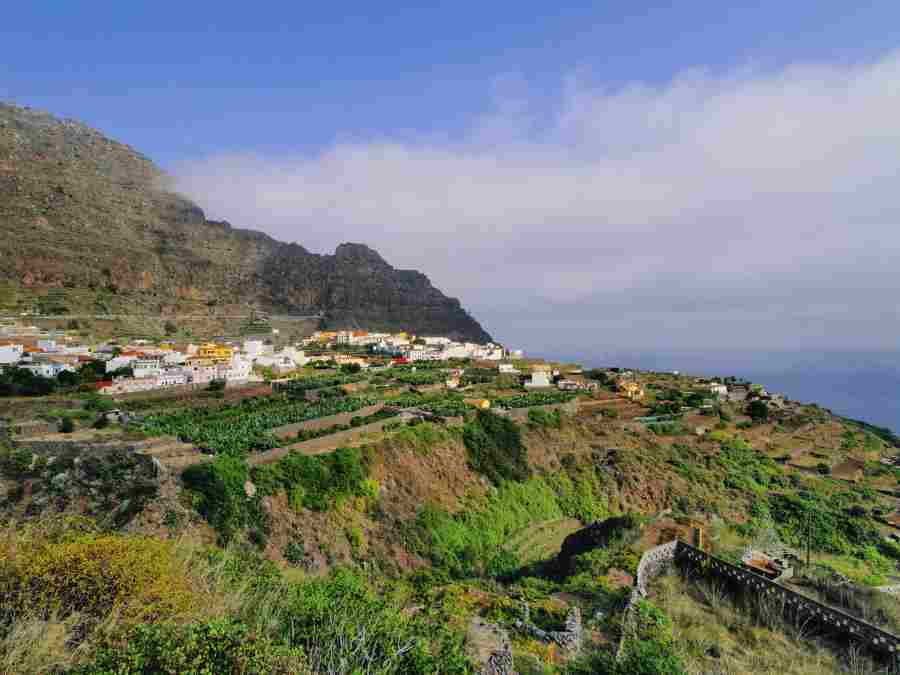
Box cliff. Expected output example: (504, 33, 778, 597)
(0, 103, 491, 342)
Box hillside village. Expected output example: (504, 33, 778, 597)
(0, 319, 791, 410)
(0, 321, 514, 395)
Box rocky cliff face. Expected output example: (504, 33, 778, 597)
(0, 103, 491, 342)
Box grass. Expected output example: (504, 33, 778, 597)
(652, 571, 852, 675)
(386, 420, 461, 455)
(504, 518, 583, 565)
(412, 478, 565, 578)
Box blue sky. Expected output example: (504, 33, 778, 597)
(4, 2, 899, 164)
(3, 2, 900, 357)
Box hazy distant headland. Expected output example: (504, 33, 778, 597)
(539, 349, 900, 434)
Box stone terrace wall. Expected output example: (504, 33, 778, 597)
(616, 540, 679, 659)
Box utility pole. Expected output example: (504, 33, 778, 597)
(806, 511, 812, 568)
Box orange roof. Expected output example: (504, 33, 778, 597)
(119, 351, 144, 357)
(23, 346, 43, 353)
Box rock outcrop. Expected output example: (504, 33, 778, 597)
(0, 103, 491, 342)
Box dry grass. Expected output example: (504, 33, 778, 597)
(0, 614, 81, 675)
(650, 571, 879, 675)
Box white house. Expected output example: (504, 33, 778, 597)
(442, 343, 474, 359)
(0, 344, 23, 366)
(525, 370, 553, 389)
(473, 343, 504, 361)
(498, 363, 521, 375)
(226, 355, 253, 381)
(37, 339, 58, 352)
(190, 363, 220, 385)
(708, 383, 729, 399)
(243, 339, 268, 359)
(105, 354, 139, 373)
(157, 369, 189, 387)
(23, 362, 73, 378)
(132, 358, 164, 379)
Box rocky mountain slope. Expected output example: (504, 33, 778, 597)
(0, 103, 491, 341)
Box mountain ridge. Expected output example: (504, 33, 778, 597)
(0, 103, 491, 342)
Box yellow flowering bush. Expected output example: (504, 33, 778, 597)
(1, 517, 198, 623)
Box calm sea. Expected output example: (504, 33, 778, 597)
(538, 350, 900, 435)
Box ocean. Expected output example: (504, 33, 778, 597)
(538, 349, 900, 436)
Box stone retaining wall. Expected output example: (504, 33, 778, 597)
(480, 645, 513, 675)
(515, 605, 582, 654)
(616, 540, 679, 660)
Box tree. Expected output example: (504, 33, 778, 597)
(207, 378, 227, 392)
(747, 399, 770, 422)
(78, 360, 107, 383)
(57, 370, 81, 389)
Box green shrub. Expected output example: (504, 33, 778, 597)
(549, 472, 607, 522)
(59, 417, 75, 434)
(182, 455, 257, 540)
(284, 540, 305, 565)
(646, 422, 683, 436)
(279, 568, 471, 673)
(463, 410, 530, 483)
(70, 619, 305, 674)
(747, 400, 769, 422)
(252, 446, 370, 512)
(718, 439, 781, 494)
(390, 421, 456, 455)
(564, 641, 685, 675)
(527, 408, 562, 429)
(618, 639, 686, 675)
(0, 445, 35, 479)
(770, 490, 900, 561)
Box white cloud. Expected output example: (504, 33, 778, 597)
(174, 51, 900, 350)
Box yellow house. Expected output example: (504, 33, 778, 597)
(196, 343, 233, 364)
(312, 331, 339, 342)
(619, 381, 645, 401)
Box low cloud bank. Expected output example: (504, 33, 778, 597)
(175, 51, 900, 351)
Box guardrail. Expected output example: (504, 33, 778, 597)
(616, 540, 900, 662)
(676, 541, 900, 658)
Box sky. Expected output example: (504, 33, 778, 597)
(3, 2, 900, 357)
